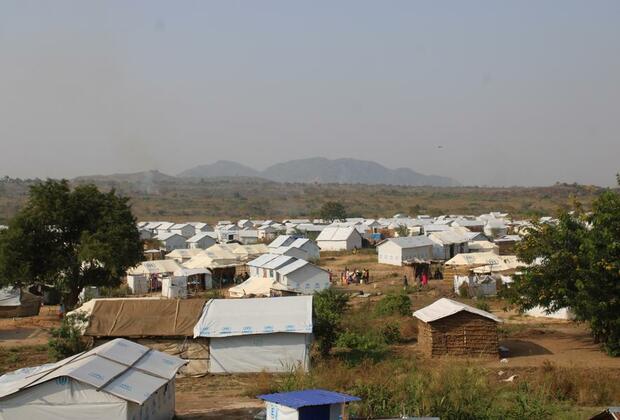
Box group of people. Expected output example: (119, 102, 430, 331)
(340, 267, 370, 285)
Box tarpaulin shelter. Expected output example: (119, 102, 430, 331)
(71, 298, 209, 377)
(193, 296, 313, 373)
(0, 338, 185, 420)
(0, 287, 42, 318)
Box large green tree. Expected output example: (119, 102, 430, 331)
(511, 189, 620, 355)
(0, 180, 143, 309)
(319, 201, 347, 223)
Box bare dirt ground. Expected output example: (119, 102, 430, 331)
(0, 305, 60, 347)
(1, 251, 618, 417)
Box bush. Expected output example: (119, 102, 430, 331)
(335, 331, 387, 364)
(48, 312, 90, 361)
(99, 284, 133, 298)
(313, 289, 349, 356)
(375, 293, 411, 317)
(381, 323, 402, 344)
(458, 282, 470, 298)
(475, 299, 491, 312)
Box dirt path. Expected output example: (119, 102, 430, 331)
(0, 306, 61, 347)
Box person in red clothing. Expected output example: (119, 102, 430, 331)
(421, 271, 428, 286)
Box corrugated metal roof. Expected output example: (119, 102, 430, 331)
(257, 389, 360, 408)
(413, 298, 502, 324)
(247, 253, 281, 267)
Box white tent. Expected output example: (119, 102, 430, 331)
(193, 296, 313, 373)
(228, 276, 274, 297)
(0, 338, 186, 420)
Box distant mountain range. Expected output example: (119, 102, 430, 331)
(178, 157, 459, 187)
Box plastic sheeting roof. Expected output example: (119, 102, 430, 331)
(193, 296, 313, 338)
(0, 287, 21, 307)
(413, 298, 502, 324)
(258, 389, 360, 408)
(378, 236, 434, 249)
(276, 259, 310, 276)
(247, 253, 280, 267)
(128, 259, 183, 275)
(262, 255, 295, 270)
(316, 226, 358, 241)
(0, 338, 186, 405)
(228, 276, 274, 298)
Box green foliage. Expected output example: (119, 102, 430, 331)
(98, 284, 133, 298)
(458, 282, 470, 298)
(380, 322, 402, 344)
(475, 299, 491, 312)
(0, 180, 143, 309)
(313, 289, 349, 356)
(319, 201, 347, 222)
(48, 312, 90, 361)
(395, 224, 409, 237)
(335, 331, 387, 363)
(512, 190, 620, 355)
(375, 293, 411, 316)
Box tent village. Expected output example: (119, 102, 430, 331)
(0, 211, 603, 418)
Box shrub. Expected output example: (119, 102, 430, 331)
(313, 289, 349, 356)
(99, 284, 132, 298)
(458, 282, 470, 298)
(48, 312, 90, 361)
(475, 299, 491, 312)
(375, 293, 411, 317)
(335, 331, 387, 364)
(381, 322, 402, 344)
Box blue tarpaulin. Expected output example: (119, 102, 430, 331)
(257, 389, 360, 409)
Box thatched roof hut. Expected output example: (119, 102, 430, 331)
(413, 298, 501, 357)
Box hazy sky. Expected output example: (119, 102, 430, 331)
(1, 1, 619, 186)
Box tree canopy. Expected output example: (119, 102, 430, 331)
(0, 180, 143, 308)
(511, 189, 620, 355)
(319, 201, 347, 223)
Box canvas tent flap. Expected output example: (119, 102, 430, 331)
(194, 296, 313, 338)
(85, 299, 205, 337)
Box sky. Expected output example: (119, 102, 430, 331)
(1, 1, 619, 186)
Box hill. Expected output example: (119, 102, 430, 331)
(179, 157, 460, 186)
(177, 160, 261, 178)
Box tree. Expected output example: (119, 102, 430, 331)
(0, 180, 143, 309)
(395, 224, 409, 237)
(510, 190, 620, 355)
(319, 201, 347, 223)
(313, 289, 349, 356)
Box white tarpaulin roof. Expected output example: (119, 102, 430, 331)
(193, 296, 313, 338)
(247, 253, 280, 267)
(228, 277, 274, 298)
(413, 298, 502, 324)
(128, 259, 183, 275)
(0, 287, 21, 307)
(316, 226, 357, 241)
(445, 252, 505, 266)
(0, 338, 186, 405)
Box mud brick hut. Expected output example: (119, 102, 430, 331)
(413, 298, 501, 357)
